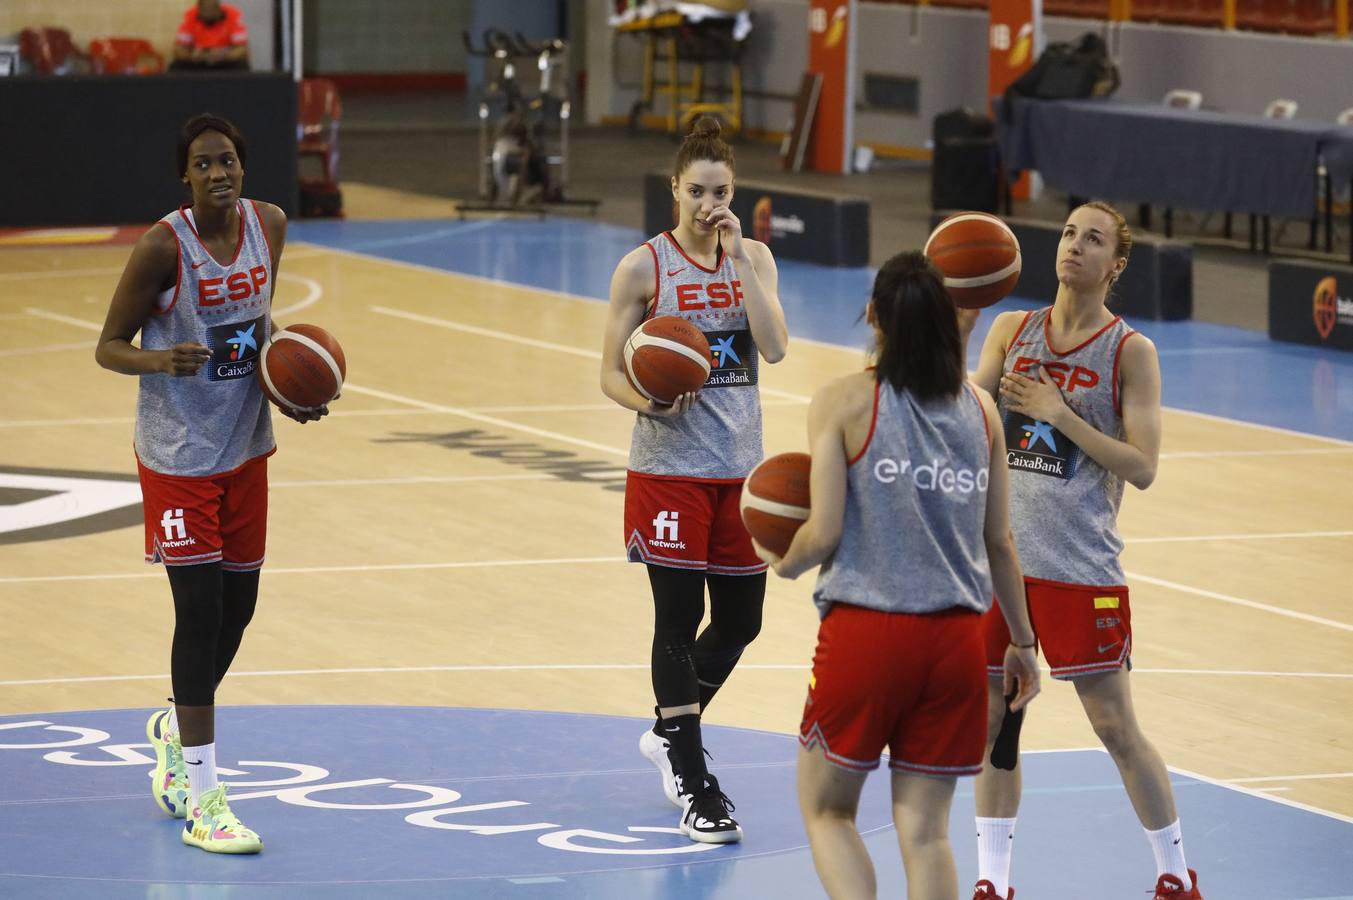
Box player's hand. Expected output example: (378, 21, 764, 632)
(278, 403, 329, 424)
(163, 342, 211, 377)
(750, 538, 782, 569)
(705, 206, 745, 260)
(645, 391, 698, 418)
(1002, 644, 1041, 712)
(956, 307, 981, 341)
(1000, 368, 1067, 425)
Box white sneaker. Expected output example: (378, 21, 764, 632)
(639, 728, 691, 808)
(680, 775, 742, 844)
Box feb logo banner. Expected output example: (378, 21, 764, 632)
(1268, 260, 1353, 351)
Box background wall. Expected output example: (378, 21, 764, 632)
(586, 0, 1353, 150)
(0, 0, 277, 72)
(302, 0, 472, 74)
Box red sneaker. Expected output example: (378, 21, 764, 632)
(973, 880, 1014, 900)
(1153, 869, 1202, 899)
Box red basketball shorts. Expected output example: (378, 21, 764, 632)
(137, 451, 270, 571)
(800, 603, 986, 776)
(983, 578, 1132, 680)
(624, 471, 766, 575)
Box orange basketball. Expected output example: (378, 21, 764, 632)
(924, 212, 1022, 309)
(258, 323, 346, 412)
(740, 452, 811, 557)
(624, 315, 712, 404)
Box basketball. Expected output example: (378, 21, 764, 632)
(258, 323, 346, 411)
(740, 452, 811, 557)
(624, 315, 712, 404)
(923, 212, 1022, 309)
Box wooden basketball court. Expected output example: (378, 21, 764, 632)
(2, 225, 1351, 834)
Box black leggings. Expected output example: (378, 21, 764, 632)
(167, 563, 259, 706)
(648, 565, 765, 712)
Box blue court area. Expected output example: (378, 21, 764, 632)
(0, 706, 1349, 899)
(292, 217, 1353, 442)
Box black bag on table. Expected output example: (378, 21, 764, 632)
(1002, 32, 1120, 120)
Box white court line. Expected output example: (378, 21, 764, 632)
(1168, 762, 1353, 825)
(271, 473, 554, 488)
(21, 273, 319, 334)
(1125, 571, 1353, 633)
(3, 663, 1348, 689)
(1160, 447, 1353, 459)
(1168, 407, 1353, 448)
(0, 405, 610, 429)
(1228, 772, 1353, 783)
(1126, 530, 1353, 544)
(1253, 787, 1292, 793)
(341, 382, 632, 458)
(0, 249, 328, 282)
(371, 304, 812, 403)
(23, 308, 101, 331)
(0, 555, 628, 585)
(310, 241, 1353, 444)
(0, 341, 93, 357)
(1131, 668, 1353, 678)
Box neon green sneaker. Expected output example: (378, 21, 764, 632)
(146, 709, 190, 819)
(182, 784, 263, 854)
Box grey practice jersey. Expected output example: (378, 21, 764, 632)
(999, 307, 1138, 587)
(628, 233, 762, 480)
(135, 201, 275, 476)
(813, 381, 994, 619)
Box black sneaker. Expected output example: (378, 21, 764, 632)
(679, 775, 742, 844)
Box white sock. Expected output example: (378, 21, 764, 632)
(166, 707, 180, 736)
(182, 742, 219, 810)
(976, 816, 1017, 895)
(1144, 820, 1191, 890)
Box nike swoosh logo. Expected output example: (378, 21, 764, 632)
(664, 726, 680, 733)
(1097, 641, 1121, 654)
(191, 260, 209, 269)
(667, 267, 686, 277)
(185, 760, 203, 765)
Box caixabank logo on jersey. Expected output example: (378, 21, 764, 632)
(206, 314, 266, 381)
(703, 329, 758, 388)
(1003, 412, 1083, 480)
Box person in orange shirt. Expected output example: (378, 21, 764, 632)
(171, 0, 249, 71)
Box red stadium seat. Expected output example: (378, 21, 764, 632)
(88, 37, 165, 75)
(298, 78, 343, 185)
(19, 27, 85, 76)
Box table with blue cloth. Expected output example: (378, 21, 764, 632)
(996, 96, 1353, 262)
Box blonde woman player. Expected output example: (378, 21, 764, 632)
(967, 202, 1203, 899)
(600, 116, 788, 843)
(757, 251, 1040, 900)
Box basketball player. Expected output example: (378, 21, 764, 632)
(967, 202, 1203, 899)
(600, 116, 789, 843)
(95, 114, 323, 854)
(754, 251, 1039, 900)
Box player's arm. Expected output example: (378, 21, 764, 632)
(254, 201, 288, 279)
(969, 309, 1023, 394)
(732, 239, 788, 364)
(1003, 333, 1161, 490)
(977, 388, 1040, 711)
(600, 247, 695, 418)
(763, 379, 849, 579)
(95, 225, 208, 377)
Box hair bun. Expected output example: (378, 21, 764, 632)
(688, 115, 722, 140)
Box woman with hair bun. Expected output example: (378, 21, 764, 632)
(600, 115, 789, 844)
